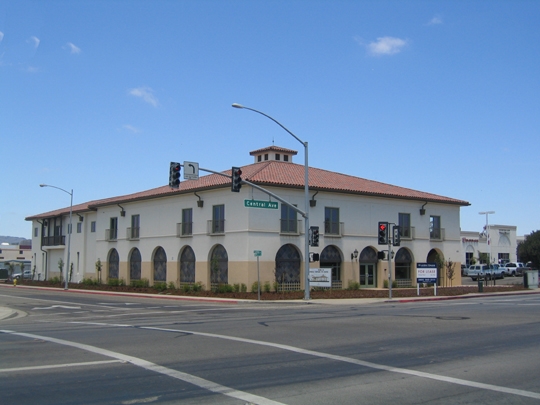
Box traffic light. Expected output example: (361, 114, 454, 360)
(231, 167, 242, 192)
(378, 222, 388, 245)
(169, 162, 181, 188)
(310, 253, 320, 262)
(310, 226, 319, 247)
(392, 226, 401, 246)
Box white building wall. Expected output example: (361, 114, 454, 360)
(30, 183, 464, 288)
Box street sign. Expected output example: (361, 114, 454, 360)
(183, 161, 199, 180)
(244, 200, 278, 209)
(253, 250, 262, 257)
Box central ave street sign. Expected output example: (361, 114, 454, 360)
(244, 200, 279, 209)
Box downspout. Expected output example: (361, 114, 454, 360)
(37, 220, 48, 280)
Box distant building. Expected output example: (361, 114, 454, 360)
(0, 242, 32, 274)
(461, 225, 518, 266)
(26, 145, 470, 289)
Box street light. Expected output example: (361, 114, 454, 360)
(40, 184, 73, 290)
(232, 103, 311, 300)
(479, 211, 495, 285)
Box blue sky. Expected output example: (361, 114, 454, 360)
(1, 0, 539, 238)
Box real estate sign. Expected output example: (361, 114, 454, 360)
(309, 268, 331, 287)
(417, 262, 437, 283)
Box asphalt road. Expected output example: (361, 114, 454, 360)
(1, 285, 540, 404)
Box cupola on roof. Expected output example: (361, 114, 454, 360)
(249, 145, 298, 163)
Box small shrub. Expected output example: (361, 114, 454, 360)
(233, 283, 241, 293)
(108, 278, 125, 287)
(192, 282, 204, 292)
(130, 278, 150, 288)
(217, 283, 233, 293)
(263, 281, 271, 293)
(182, 283, 192, 293)
(154, 281, 167, 292)
(273, 281, 279, 292)
(251, 281, 260, 293)
(82, 277, 98, 286)
(240, 283, 247, 292)
(167, 281, 177, 290)
(347, 280, 360, 290)
(50, 276, 61, 284)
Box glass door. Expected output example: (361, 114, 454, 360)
(360, 263, 376, 288)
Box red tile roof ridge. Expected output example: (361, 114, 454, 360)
(26, 160, 469, 220)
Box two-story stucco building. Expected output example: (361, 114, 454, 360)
(26, 146, 470, 290)
(461, 225, 519, 266)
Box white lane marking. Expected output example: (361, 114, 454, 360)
(0, 360, 122, 373)
(0, 329, 286, 405)
(140, 325, 540, 400)
(122, 396, 160, 404)
(33, 305, 81, 310)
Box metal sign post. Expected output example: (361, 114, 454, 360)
(254, 250, 262, 301)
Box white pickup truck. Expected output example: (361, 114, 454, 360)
(501, 262, 525, 277)
(468, 264, 505, 281)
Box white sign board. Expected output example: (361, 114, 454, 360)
(183, 161, 199, 180)
(309, 268, 331, 287)
(417, 263, 437, 283)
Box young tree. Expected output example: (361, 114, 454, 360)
(517, 230, 540, 269)
(58, 258, 64, 283)
(445, 259, 455, 287)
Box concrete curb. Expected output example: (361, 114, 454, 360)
(2, 283, 540, 308)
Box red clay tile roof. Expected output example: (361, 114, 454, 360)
(249, 146, 298, 156)
(26, 160, 469, 220)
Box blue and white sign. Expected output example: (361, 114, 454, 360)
(417, 263, 437, 283)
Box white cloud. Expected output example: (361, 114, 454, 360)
(27, 36, 40, 49)
(128, 86, 159, 107)
(427, 16, 443, 25)
(65, 42, 81, 54)
(0, 32, 4, 42)
(367, 36, 408, 56)
(122, 124, 141, 133)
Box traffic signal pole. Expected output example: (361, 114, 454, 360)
(388, 236, 393, 299)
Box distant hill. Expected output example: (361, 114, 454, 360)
(0, 236, 31, 245)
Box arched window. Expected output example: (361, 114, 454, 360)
(108, 249, 119, 279)
(395, 248, 413, 281)
(320, 245, 342, 286)
(210, 245, 228, 285)
(153, 247, 167, 282)
(130, 248, 141, 281)
(180, 246, 196, 283)
(275, 244, 301, 289)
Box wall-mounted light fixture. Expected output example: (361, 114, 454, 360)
(420, 202, 428, 215)
(77, 214, 83, 222)
(351, 248, 358, 261)
(310, 191, 319, 207)
(194, 192, 204, 208)
(118, 204, 126, 217)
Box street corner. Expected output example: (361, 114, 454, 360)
(0, 306, 26, 321)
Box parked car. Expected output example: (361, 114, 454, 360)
(468, 264, 505, 281)
(11, 270, 33, 280)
